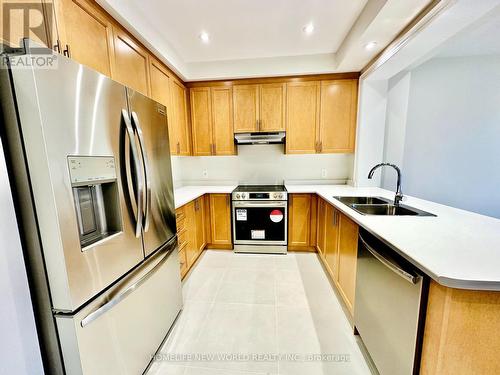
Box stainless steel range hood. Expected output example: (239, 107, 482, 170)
(234, 132, 286, 145)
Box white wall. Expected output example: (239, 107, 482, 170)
(383, 55, 500, 218)
(381, 71, 411, 188)
(171, 144, 354, 186)
(0, 144, 44, 375)
(352, 79, 388, 187)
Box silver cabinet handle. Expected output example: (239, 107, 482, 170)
(80, 238, 177, 327)
(131, 111, 151, 232)
(359, 234, 421, 284)
(122, 109, 143, 238)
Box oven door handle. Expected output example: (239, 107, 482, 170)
(233, 201, 287, 208)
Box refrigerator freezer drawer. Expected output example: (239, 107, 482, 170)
(55, 243, 182, 375)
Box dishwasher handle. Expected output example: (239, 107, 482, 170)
(359, 234, 421, 284)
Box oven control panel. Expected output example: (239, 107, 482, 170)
(232, 191, 287, 201)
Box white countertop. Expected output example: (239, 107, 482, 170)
(286, 184, 500, 291)
(174, 185, 236, 209)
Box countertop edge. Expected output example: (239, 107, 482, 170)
(286, 184, 500, 292)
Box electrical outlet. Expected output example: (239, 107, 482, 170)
(321, 169, 327, 178)
(202, 170, 208, 179)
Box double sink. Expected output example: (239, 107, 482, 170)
(334, 196, 436, 216)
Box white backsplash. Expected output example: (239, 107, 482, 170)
(171, 144, 354, 187)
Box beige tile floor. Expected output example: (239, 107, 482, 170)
(147, 250, 373, 375)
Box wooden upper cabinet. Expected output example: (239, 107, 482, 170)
(170, 78, 190, 156)
(319, 79, 358, 153)
(191, 87, 235, 156)
(149, 58, 170, 107)
(58, 0, 113, 76)
(233, 85, 258, 133)
(259, 83, 286, 132)
(190, 87, 213, 156)
(286, 81, 320, 154)
(211, 87, 235, 155)
(208, 194, 232, 247)
(0, 0, 53, 48)
(112, 27, 150, 96)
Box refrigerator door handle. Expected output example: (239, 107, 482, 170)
(131, 111, 152, 232)
(80, 238, 176, 327)
(122, 109, 144, 238)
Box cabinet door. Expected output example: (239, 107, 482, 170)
(316, 198, 327, 256)
(337, 213, 358, 313)
(112, 27, 150, 96)
(324, 204, 340, 278)
(184, 201, 198, 268)
(211, 87, 235, 155)
(286, 81, 320, 154)
(149, 59, 177, 154)
(208, 194, 232, 247)
(58, 0, 113, 76)
(288, 194, 316, 251)
(190, 87, 213, 156)
(0, 0, 52, 48)
(170, 78, 190, 155)
(233, 85, 258, 133)
(319, 79, 358, 153)
(259, 83, 286, 132)
(194, 196, 206, 254)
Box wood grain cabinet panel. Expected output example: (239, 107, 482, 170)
(319, 79, 358, 153)
(288, 193, 316, 251)
(286, 81, 320, 154)
(183, 201, 198, 269)
(149, 58, 170, 107)
(259, 83, 286, 132)
(112, 27, 150, 96)
(208, 194, 232, 248)
(191, 87, 235, 156)
(170, 78, 191, 155)
(211, 86, 235, 156)
(420, 282, 500, 375)
(316, 198, 327, 257)
(233, 84, 259, 133)
(190, 87, 213, 156)
(336, 212, 358, 313)
(324, 204, 340, 278)
(194, 196, 206, 254)
(58, 0, 113, 76)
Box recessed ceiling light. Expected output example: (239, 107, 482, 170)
(365, 41, 378, 50)
(303, 23, 314, 35)
(199, 31, 210, 43)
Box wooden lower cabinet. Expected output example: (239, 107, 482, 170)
(420, 281, 500, 375)
(313, 197, 358, 316)
(288, 193, 317, 251)
(336, 213, 358, 314)
(207, 194, 232, 249)
(175, 196, 207, 279)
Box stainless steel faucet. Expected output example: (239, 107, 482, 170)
(368, 163, 403, 206)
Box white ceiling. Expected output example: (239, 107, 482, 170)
(97, 0, 432, 81)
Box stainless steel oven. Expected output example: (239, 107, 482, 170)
(232, 185, 287, 254)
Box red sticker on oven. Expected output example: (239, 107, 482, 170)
(270, 209, 283, 223)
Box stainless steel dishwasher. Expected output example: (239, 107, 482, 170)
(354, 229, 428, 375)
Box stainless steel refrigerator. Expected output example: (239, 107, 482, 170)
(0, 40, 182, 374)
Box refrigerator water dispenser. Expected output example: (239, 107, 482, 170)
(68, 156, 123, 250)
